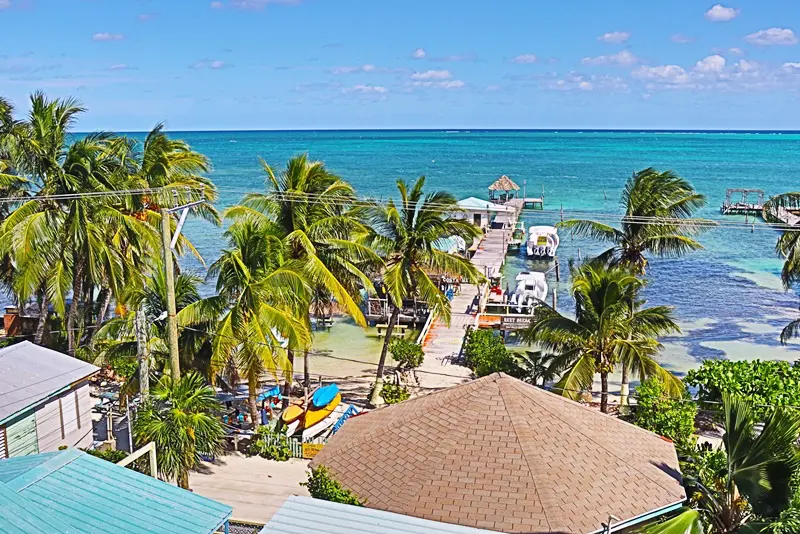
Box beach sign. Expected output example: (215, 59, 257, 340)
(302, 443, 325, 459)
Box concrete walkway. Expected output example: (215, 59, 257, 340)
(191, 454, 310, 524)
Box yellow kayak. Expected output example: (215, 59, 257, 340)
(302, 393, 341, 429)
(281, 404, 305, 424)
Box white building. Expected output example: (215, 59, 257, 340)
(0, 341, 99, 457)
(454, 197, 517, 230)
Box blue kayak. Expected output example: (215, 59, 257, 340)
(312, 384, 340, 408)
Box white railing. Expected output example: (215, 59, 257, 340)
(117, 441, 158, 478)
(416, 311, 436, 346)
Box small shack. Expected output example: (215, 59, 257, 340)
(0, 448, 233, 533)
(0, 341, 99, 458)
(487, 175, 520, 204)
(311, 373, 686, 534)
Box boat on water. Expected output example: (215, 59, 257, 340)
(509, 272, 548, 313)
(526, 226, 559, 258)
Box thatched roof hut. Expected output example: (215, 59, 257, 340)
(488, 175, 520, 192)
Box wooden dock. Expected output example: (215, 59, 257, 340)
(720, 188, 800, 226)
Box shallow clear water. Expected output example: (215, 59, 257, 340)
(138, 130, 800, 373)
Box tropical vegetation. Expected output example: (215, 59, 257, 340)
(763, 193, 800, 345)
(558, 167, 710, 274)
(642, 394, 800, 534)
(365, 176, 482, 404)
(686, 359, 800, 421)
(463, 328, 523, 378)
(303, 465, 363, 506)
(632, 377, 698, 452)
(523, 261, 682, 413)
(132, 372, 225, 489)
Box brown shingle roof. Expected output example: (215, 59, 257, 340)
(311, 374, 685, 534)
(488, 175, 520, 192)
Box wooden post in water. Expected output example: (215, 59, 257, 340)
(560, 204, 564, 222)
(555, 259, 560, 282)
(552, 290, 557, 310)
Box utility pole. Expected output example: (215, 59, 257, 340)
(160, 207, 181, 381)
(135, 306, 150, 397)
(159, 189, 207, 382)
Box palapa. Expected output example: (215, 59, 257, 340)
(487, 175, 520, 192)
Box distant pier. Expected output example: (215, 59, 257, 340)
(720, 188, 800, 226)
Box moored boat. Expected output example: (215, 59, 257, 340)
(509, 271, 548, 313)
(526, 226, 559, 258)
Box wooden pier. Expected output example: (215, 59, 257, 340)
(721, 188, 800, 226)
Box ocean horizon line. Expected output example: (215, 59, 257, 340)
(75, 128, 800, 135)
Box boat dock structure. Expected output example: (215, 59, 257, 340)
(720, 188, 800, 226)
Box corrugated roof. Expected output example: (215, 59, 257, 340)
(0, 482, 76, 533)
(0, 452, 57, 483)
(311, 373, 685, 534)
(0, 449, 232, 534)
(457, 197, 516, 212)
(0, 341, 99, 424)
(260, 496, 502, 534)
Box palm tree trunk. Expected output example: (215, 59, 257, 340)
(135, 305, 150, 398)
(248, 377, 260, 430)
(177, 469, 190, 490)
(282, 349, 294, 409)
(86, 288, 111, 352)
(67, 253, 86, 356)
(303, 349, 310, 399)
(620, 365, 630, 406)
(34, 290, 48, 345)
(600, 371, 609, 413)
(370, 304, 400, 406)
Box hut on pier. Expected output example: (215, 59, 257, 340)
(487, 175, 520, 204)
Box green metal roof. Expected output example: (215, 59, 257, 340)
(0, 483, 76, 533)
(0, 449, 232, 534)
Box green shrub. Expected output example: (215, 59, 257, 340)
(463, 329, 520, 377)
(389, 339, 424, 370)
(380, 383, 410, 404)
(686, 360, 800, 420)
(249, 426, 292, 461)
(85, 448, 129, 463)
(303, 465, 363, 505)
(632, 377, 697, 453)
(109, 355, 138, 381)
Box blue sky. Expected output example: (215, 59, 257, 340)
(3, 0, 800, 130)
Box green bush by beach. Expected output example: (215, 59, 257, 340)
(380, 383, 411, 404)
(303, 465, 363, 506)
(389, 338, 424, 370)
(686, 360, 800, 420)
(632, 377, 697, 452)
(463, 329, 520, 377)
(249, 426, 292, 461)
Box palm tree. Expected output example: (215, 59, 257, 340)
(559, 168, 710, 273)
(366, 176, 483, 405)
(510, 350, 560, 387)
(762, 193, 800, 345)
(225, 154, 379, 400)
(202, 222, 312, 427)
(132, 372, 225, 490)
(642, 394, 800, 534)
(93, 271, 218, 383)
(522, 261, 682, 413)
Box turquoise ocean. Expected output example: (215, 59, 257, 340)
(163, 130, 800, 376)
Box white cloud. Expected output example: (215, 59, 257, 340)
(736, 59, 760, 72)
(410, 80, 465, 89)
(728, 47, 745, 56)
(92, 32, 125, 41)
(632, 64, 691, 85)
(694, 55, 726, 73)
(108, 64, 130, 70)
(579, 81, 593, 91)
(745, 28, 798, 46)
(210, 1, 223, 7)
(598, 31, 630, 44)
(485, 85, 502, 92)
(345, 84, 388, 94)
(542, 72, 628, 93)
(783, 62, 800, 71)
(411, 48, 426, 59)
(511, 54, 538, 64)
(191, 59, 227, 69)
(581, 49, 639, 67)
(671, 34, 694, 44)
(705, 4, 739, 22)
(411, 69, 452, 80)
(0, 0, 11, 9)
(138, 13, 156, 22)
(329, 64, 389, 74)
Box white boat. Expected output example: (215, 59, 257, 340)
(526, 226, 559, 258)
(509, 272, 548, 313)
